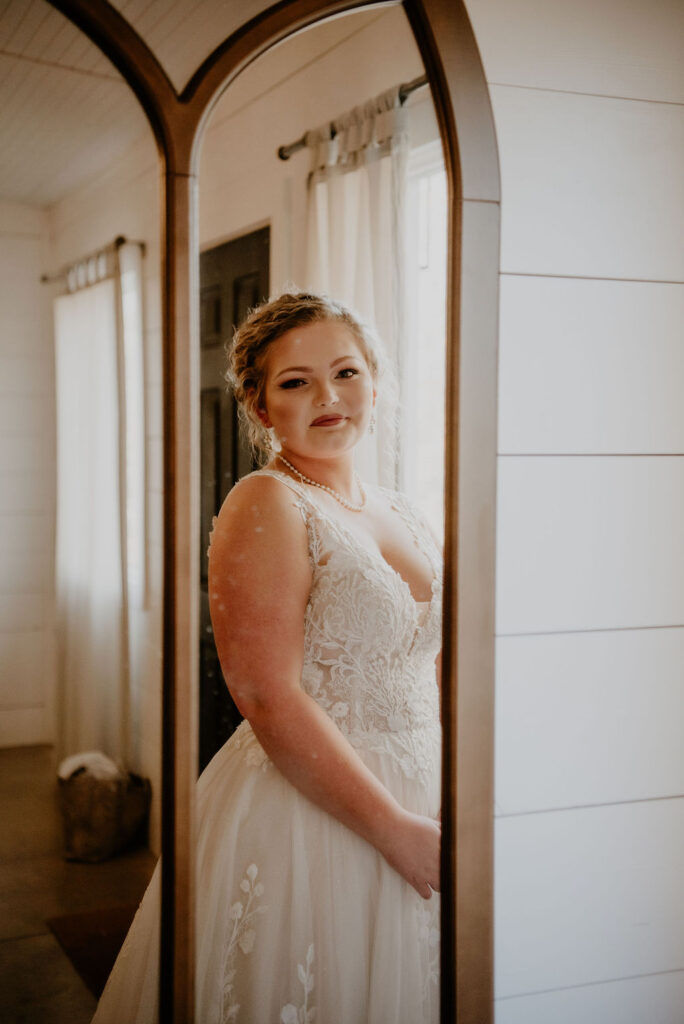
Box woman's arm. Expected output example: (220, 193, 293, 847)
(208, 475, 440, 898)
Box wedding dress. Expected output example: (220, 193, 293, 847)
(92, 470, 442, 1024)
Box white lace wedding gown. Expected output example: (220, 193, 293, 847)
(92, 470, 442, 1024)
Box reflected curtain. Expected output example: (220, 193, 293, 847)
(305, 87, 408, 488)
(54, 243, 145, 763)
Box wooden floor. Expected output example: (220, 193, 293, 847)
(0, 746, 156, 1024)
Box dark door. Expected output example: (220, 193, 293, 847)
(199, 226, 270, 773)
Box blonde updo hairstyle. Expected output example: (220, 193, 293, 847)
(227, 291, 386, 463)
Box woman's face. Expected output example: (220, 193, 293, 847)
(259, 319, 375, 462)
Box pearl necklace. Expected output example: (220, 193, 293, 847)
(277, 453, 366, 512)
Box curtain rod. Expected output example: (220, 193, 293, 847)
(40, 235, 146, 285)
(277, 74, 428, 161)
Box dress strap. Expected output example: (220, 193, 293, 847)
(208, 470, 323, 567)
(251, 467, 316, 507)
(250, 468, 325, 568)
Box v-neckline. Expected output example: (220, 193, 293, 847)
(324, 510, 438, 612)
(261, 469, 439, 612)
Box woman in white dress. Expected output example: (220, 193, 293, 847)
(93, 292, 441, 1023)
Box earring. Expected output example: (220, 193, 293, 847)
(368, 411, 376, 436)
(268, 427, 282, 452)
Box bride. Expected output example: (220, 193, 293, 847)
(92, 292, 441, 1023)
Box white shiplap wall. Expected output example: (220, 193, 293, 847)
(0, 0, 150, 206)
(0, 200, 55, 747)
(463, 0, 684, 1020)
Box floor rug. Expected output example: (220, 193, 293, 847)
(46, 903, 137, 997)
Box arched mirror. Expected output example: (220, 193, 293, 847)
(1, 1, 499, 1021)
(193, 7, 446, 1017)
(0, 1, 161, 1018)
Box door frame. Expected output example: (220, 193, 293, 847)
(47, 1, 500, 1020)
(198, 226, 270, 772)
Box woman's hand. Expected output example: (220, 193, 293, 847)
(379, 809, 441, 899)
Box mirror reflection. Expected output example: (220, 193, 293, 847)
(197, 7, 445, 1020)
(0, 1, 161, 1019)
(0, 1, 447, 1020)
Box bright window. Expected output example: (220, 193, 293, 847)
(402, 139, 447, 541)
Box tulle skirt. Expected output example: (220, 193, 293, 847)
(92, 722, 440, 1024)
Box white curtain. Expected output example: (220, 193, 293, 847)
(54, 244, 145, 763)
(305, 87, 409, 488)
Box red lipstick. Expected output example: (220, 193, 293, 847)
(311, 415, 345, 426)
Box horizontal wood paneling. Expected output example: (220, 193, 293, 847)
(0, 395, 52, 438)
(0, 0, 112, 75)
(111, 0, 284, 92)
(0, 200, 46, 235)
(0, 593, 47, 632)
(0, 236, 46, 302)
(491, 86, 684, 280)
(495, 968, 684, 1024)
(498, 277, 684, 454)
(0, 51, 147, 206)
(465, 0, 684, 104)
(495, 798, 684, 998)
(0, 515, 50, 594)
(0, 354, 51, 396)
(0, 436, 48, 476)
(0, 211, 55, 747)
(0, 631, 48, 707)
(477, 3, 684, 1020)
(0, 706, 52, 747)
(495, 627, 684, 814)
(0, 317, 50, 355)
(0, 475, 51, 513)
(496, 455, 684, 634)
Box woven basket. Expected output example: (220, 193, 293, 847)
(58, 767, 151, 862)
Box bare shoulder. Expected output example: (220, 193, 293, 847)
(208, 473, 311, 710)
(208, 472, 310, 590)
(215, 471, 303, 526)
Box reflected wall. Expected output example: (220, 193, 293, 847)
(0, 2, 164, 1015)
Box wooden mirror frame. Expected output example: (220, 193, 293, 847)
(47, 1, 500, 1020)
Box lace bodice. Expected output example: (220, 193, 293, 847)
(238, 470, 443, 783)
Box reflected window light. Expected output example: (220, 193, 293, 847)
(417, 177, 430, 270)
(402, 140, 447, 542)
(119, 244, 147, 607)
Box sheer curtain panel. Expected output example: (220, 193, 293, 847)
(305, 87, 408, 488)
(54, 243, 145, 764)
(55, 279, 125, 761)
